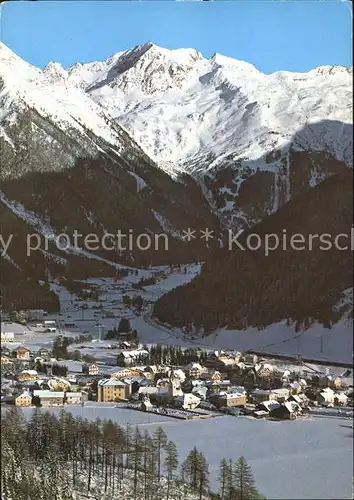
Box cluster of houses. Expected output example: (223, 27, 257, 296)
(13, 390, 88, 408)
(1, 340, 353, 421)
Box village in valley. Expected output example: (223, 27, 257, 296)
(0, 268, 353, 500)
(1, 265, 353, 498)
(1, 291, 353, 422)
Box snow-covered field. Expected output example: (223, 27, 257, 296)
(19, 406, 353, 500)
(2, 264, 352, 364)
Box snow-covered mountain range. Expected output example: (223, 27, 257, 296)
(2, 40, 351, 174)
(58, 41, 352, 173)
(0, 40, 222, 313)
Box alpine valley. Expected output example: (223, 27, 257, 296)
(0, 41, 352, 360)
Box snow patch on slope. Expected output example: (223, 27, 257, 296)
(128, 170, 147, 192)
(151, 210, 185, 240)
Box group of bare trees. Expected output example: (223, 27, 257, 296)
(1, 407, 265, 500)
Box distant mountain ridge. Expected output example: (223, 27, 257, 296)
(61, 42, 352, 170)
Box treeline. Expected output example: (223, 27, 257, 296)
(1, 408, 265, 500)
(105, 319, 139, 341)
(52, 336, 95, 362)
(35, 361, 68, 377)
(148, 345, 208, 366)
(0, 259, 60, 313)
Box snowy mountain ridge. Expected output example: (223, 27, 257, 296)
(1, 41, 352, 177)
(0, 41, 155, 171)
(61, 42, 352, 173)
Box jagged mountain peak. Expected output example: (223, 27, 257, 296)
(77, 43, 351, 170)
(81, 41, 205, 95)
(1, 41, 351, 175)
(43, 61, 67, 83)
(0, 41, 156, 177)
(209, 52, 260, 74)
(121, 41, 204, 65)
(309, 65, 353, 77)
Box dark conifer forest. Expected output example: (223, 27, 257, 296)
(1, 408, 265, 500)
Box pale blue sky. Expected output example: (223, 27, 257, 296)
(0, 1, 352, 73)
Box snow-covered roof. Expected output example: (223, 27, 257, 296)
(157, 387, 169, 396)
(254, 410, 268, 417)
(16, 391, 31, 399)
(99, 379, 127, 387)
(33, 390, 65, 398)
(261, 400, 281, 411)
(175, 393, 201, 404)
(261, 363, 275, 372)
(192, 386, 208, 396)
(187, 362, 203, 370)
(230, 385, 246, 394)
(290, 381, 301, 389)
(138, 387, 158, 395)
(119, 349, 148, 358)
(271, 388, 290, 396)
(253, 389, 271, 396)
(222, 392, 247, 399)
(168, 369, 186, 381)
(320, 391, 334, 399)
(290, 394, 302, 404)
(335, 392, 348, 400)
(284, 401, 301, 413)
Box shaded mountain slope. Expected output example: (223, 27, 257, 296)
(153, 169, 353, 332)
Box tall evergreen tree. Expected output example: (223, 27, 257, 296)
(118, 317, 131, 333)
(232, 457, 263, 500)
(153, 426, 168, 483)
(218, 457, 231, 500)
(164, 440, 179, 499)
(181, 446, 209, 499)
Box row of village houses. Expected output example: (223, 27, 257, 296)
(4, 361, 352, 421)
(1, 343, 350, 389)
(2, 340, 352, 418)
